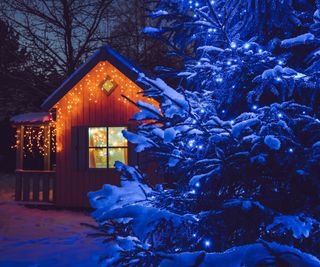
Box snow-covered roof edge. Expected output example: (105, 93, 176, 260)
(41, 45, 149, 111)
(11, 112, 52, 125)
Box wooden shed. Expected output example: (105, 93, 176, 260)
(12, 45, 157, 207)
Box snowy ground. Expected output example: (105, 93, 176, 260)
(0, 173, 107, 267)
(0, 172, 15, 201)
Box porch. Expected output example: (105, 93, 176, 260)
(11, 112, 56, 204)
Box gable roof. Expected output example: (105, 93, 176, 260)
(41, 45, 146, 110)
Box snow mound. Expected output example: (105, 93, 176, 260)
(281, 33, 316, 48)
(264, 135, 281, 150)
(142, 27, 164, 34)
(160, 242, 320, 267)
(267, 215, 318, 239)
(132, 100, 161, 120)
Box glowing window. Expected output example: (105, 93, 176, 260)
(88, 127, 128, 169)
(102, 76, 117, 95)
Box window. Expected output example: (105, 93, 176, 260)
(101, 76, 117, 95)
(88, 127, 128, 169)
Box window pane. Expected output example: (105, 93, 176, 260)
(89, 127, 107, 147)
(102, 78, 117, 94)
(108, 127, 127, 147)
(89, 148, 107, 168)
(108, 148, 128, 168)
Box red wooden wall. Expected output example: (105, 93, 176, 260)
(54, 60, 157, 207)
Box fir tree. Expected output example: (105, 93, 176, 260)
(89, 1, 320, 265)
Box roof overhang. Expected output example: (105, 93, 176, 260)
(11, 112, 53, 126)
(41, 45, 147, 111)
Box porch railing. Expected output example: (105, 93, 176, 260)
(15, 170, 56, 203)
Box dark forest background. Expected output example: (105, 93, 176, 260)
(0, 0, 172, 171)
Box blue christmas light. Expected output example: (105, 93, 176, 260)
(244, 43, 250, 49)
(221, 109, 226, 114)
(188, 140, 195, 147)
(277, 113, 283, 118)
(195, 182, 200, 188)
(204, 239, 211, 248)
(216, 77, 223, 82)
(198, 145, 203, 149)
(289, 148, 294, 153)
(190, 189, 196, 194)
(230, 120, 235, 124)
(200, 109, 205, 113)
(252, 105, 258, 110)
(276, 77, 282, 81)
(230, 42, 237, 48)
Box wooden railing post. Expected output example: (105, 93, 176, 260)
(15, 173, 22, 201)
(43, 125, 51, 170)
(43, 175, 50, 202)
(15, 170, 56, 204)
(15, 125, 24, 170)
(22, 174, 30, 201)
(32, 174, 40, 202)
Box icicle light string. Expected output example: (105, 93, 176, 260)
(12, 61, 159, 155)
(54, 61, 158, 152)
(12, 122, 56, 157)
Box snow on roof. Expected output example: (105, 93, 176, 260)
(11, 112, 52, 124)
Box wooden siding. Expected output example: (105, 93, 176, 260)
(54, 60, 156, 207)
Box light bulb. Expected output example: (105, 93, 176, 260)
(244, 43, 250, 49)
(204, 240, 211, 247)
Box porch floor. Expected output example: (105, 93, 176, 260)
(0, 173, 107, 267)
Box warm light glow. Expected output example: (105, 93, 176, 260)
(13, 122, 56, 157)
(52, 60, 159, 162)
(88, 126, 128, 168)
(89, 127, 107, 147)
(89, 148, 107, 168)
(102, 77, 117, 95)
